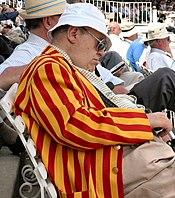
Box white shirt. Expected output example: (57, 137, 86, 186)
(147, 48, 175, 72)
(109, 34, 125, 57)
(109, 34, 131, 63)
(0, 33, 49, 74)
(96, 64, 124, 85)
(139, 45, 151, 67)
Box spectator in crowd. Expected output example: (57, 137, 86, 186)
(101, 54, 175, 113)
(0, 0, 68, 155)
(14, 3, 175, 198)
(157, 11, 166, 23)
(0, 115, 25, 154)
(145, 23, 175, 72)
(0, 0, 68, 90)
(107, 22, 145, 87)
(99, 51, 144, 91)
(0, 35, 13, 60)
(107, 22, 124, 57)
(1, 4, 15, 14)
(130, 4, 139, 23)
(165, 13, 175, 34)
(126, 33, 146, 72)
(139, 3, 150, 23)
(0, 10, 19, 21)
(1, 4, 18, 24)
(96, 63, 130, 94)
(0, 22, 26, 45)
(0, 9, 23, 61)
(159, 0, 167, 10)
(120, 22, 142, 72)
(91, 46, 175, 113)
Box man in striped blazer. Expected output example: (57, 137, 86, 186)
(14, 3, 173, 198)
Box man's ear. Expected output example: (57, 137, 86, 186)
(67, 27, 80, 44)
(43, 16, 58, 30)
(43, 17, 51, 30)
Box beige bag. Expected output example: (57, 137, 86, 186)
(123, 136, 175, 198)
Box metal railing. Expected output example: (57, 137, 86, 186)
(1, 0, 153, 25)
(85, 0, 153, 25)
(0, 0, 24, 9)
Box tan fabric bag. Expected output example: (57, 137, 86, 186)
(123, 136, 175, 198)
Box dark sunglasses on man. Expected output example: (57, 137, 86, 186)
(82, 27, 108, 52)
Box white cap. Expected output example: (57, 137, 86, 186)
(48, 3, 111, 49)
(120, 22, 138, 38)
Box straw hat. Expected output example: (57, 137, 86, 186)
(19, 0, 68, 19)
(49, 3, 112, 49)
(120, 22, 138, 38)
(143, 24, 169, 42)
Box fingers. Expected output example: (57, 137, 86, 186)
(147, 112, 173, 133)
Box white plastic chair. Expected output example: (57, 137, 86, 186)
(0, 83, 57, 198)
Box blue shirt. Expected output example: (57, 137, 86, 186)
(126, 37, 145, 72)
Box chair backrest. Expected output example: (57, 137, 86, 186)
(0, 83, 58, 198)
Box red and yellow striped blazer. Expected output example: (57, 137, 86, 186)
(14, 46, 153, 198)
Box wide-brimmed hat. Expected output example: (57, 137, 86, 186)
(48, 3, 111, 49)
(120, 22, 138, 38)
(143, 24, 169, 42)
(19, 0, 68, 19)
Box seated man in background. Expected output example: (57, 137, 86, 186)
(119, 22, 140, 67)
(107, 22, 124, 57)
(0, 0, 68, 90)
(145, 23, 175, 72)
(14, 3, 175, 198)
(108, 21, 138, 66)
(0, 0, 68, 154)
(126, 32, 146, 72)
(99, 51, 144, 91)
(101, 53, 175, 113)
(108, 22, 149, 75)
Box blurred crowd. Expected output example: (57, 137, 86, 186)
(155, 0, 175, 12)
(0, 3, 28, 63)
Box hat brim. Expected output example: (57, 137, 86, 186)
(19, 3, 68, 19)
(48, 20, 112, 50)
(120, 28, 138, 38)
(143, 34, 169, 43)
(111, 62, 126, 74)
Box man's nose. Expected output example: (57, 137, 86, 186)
(98, 51, 106, 57)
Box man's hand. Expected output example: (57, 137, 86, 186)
(113, 84, 129, 94)
(147, 112, 172, 134)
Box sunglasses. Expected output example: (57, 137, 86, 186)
(82, 27, 107, 52)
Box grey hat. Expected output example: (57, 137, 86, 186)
(100, 51, 126, 74)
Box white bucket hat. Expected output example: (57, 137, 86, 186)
(144, 24, 169, 42)
(19, 0, 68, 19)
(48, 3, 111, 49)
(120, 22, 138, 38)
